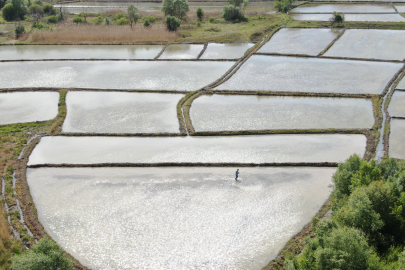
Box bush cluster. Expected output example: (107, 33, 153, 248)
(288, 156, 405, 270)
(2, 0, 56, 21)
(221, 0, 249, 22)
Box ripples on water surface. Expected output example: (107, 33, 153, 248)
(190, 95, 375, 131)
(27, 167, 335, 270)
(215, 55, 402, 94)
(63, 92, 183, 133)
(0, 92, 59, 125)
(27, 135, 367, 165)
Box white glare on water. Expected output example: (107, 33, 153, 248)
(28, 167, 335, 270)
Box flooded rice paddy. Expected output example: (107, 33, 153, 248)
(215, 55, 401, 94)
(291, 4, 396, 13)
(291, 13, 405, 22)
(0, 61, 234, 91)
(28, 135, 366, 165)
(324, 29, 405, 61)
(0, 92, 59, 125)
(395, 75, 405, 90)
(200, 43, 254, 59)
(258, 28, 341, 56)
(388, 91, 405, 118)
(63, 92, 183, 133)
(190, 95, 375, 131)
(0, 45, 165, 60)
(27, 167, 335, 270)
(159, 44, 204, 59)
(389, 119, 405, 160)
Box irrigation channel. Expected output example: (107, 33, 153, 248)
(1, 18, 405, 269)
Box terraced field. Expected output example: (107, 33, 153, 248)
(1, 4, 405, 269)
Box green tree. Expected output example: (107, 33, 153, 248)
(161, 0, 174, 16)
(42, 3, 55, 15)
(28, 4, 44, 22)
(221, 0, 248, 22)
(0, 0, 6, 9)
(2, 3, 15, 21)
(14, 23, 24, 38)
(127, 4, 139, 29)
(165, 15, 181, 31)
(196, 7, 204, 21)
(331, 11, 344, 26)
(162, 0, 189, 19)
(275, 0, 295, 13)
(11, 237, 74, 270)
(332, 154, 363, 200)
(11, 0, 27, 19)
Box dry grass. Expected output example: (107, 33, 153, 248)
(24, 23, 179, 44)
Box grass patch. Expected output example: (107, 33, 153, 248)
(287, 19, 405, 30)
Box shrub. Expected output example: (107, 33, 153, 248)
(116, 17, 129, 25)
(275, 0, 295, 13)
(47, 15, 57, 23)
(28, 4, 44, 21)
(32, 21, 43, 29)
(14, 23, 24, 38)
(11, 237, 74, 270)
(165, 15, 181, 31)
(197, 21, 201, 27)
(2, 3, 15, 21)
(72, 16, 84, 23)
(143, 15, 157, 23)
(11, 0, 27, 19)
(222, 5, 245, 22)
(196, 7, 204, 21)
(331, 11, 344, 25)
(95, 15, 103, 24)
(105, 17, 110, 25)
(208, 16, 215, 23)
(42, 3, 55, 15)
(33, 0, 42, 5)
(113, 12, 126, 20)
(0, 0, 5, 9)
(143, 19, 150, 27)
(205, 26, 220, 32)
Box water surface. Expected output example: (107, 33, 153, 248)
(159, 44, 204, 59)
(200, 43, 254, 59)
(27, 166, 335, 269)
(325, 29, 405, 60)
(215, 55, 401, 94)
(27, 135, 367, 165)
(0, 45, 164, 60)
(63, 92, 183, 133)
(291, 4, 396, 13)
(190, 95, 375, 131)
(389, 119, 405, 159)
(388, 91, 405, 118)
(291, 13, 405, 22)
(0, 61, 234, 91)
(258, 28, 341, 56)
(0, 92, 59, 125)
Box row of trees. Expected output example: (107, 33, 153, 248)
(288, 156, 405, 269)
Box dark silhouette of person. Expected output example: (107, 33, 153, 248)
(235, 169, 239, 181)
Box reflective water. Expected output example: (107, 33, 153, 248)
(395, 5, 405, 13)
(258, 28, 341, 56)
(388, 91, 405, 118)
(291, 4, 396, 13)
(325, 29, 405, 60)
(200, 43, 254, 59)
(159, 44, 204, 59)
(27, 166, 335, 269)
(215, 55, 401, 94)
(0, 92, 59, 125)
(190, 95, 375, 131)
(63, 92, 183, 133)
(0, 61, 234, 91)
(0, 45, 164, 60)
(291, 13, 405, 22)
(28, 135, 366, 165)
(395, 75, 405, 90)
(389, 119, 405, 159)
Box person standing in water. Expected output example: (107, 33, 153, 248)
(235, 169, 239, 181)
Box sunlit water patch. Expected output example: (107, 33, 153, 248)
(388, 91, 405, 118)
(190, 95, 375, 131)
(0, 45, 164, 60)
(389, 119, 405, 159)
(0, 92, 59, 125)
(27, 166, 335, 270)
(291, 4, 396, 13)
(215, 55, 401, 94)
(324, 29, 405, 60)
(200, 43, 254, 59)
(159, 44, 204, 59)
(258, 28, 341, 56)
(28, 135, 367, 165)
(291, 13, 405, 22)
(0, 61, 234, 91)
(63, 92, 183, 133)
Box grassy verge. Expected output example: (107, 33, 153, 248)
(287, 20, 405, 30)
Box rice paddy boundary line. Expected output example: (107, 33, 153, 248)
(154, 44, 168, 59)
(318, 28, 346, 56)
(0, 58, 237, 62)
(197, 43, 208, 59)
